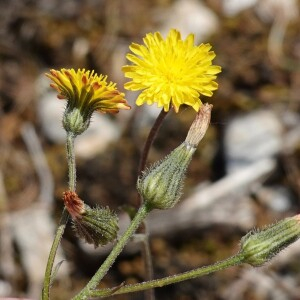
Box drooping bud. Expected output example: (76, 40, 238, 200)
(240, 215, 300, 266)
(73, 206, 119, 248)
(137, 104, 212, 210)
(63, 191, 119, 248)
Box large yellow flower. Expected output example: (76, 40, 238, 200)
(46, 68, 131, 135)
(122, 29, 221, 112)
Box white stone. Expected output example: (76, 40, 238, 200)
(157, 0, 219, 42)
(37, 92, 66, 144)
(256, 0, 299, 23)
(0, 280, 12, 297)
(223, 0, 257, 16)
(75, 113, 120, 159)
(224, 110, 283, 173)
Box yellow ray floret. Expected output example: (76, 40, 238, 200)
(122, 29, 221, 112)
(46, 68, 131, 114)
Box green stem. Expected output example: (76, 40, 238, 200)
(42, 132, 76, 299)
(141, 221, 155, 300)
(72, 203, 152, 300)
(91, 253, 245, 298)
(42, 209, 69, 300)
(138, 108, 168, 300)
(66, 132, 76, 192)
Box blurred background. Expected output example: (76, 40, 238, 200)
(1, 0, 300, 299)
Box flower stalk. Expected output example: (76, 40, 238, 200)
(137, 108, 168, 300)
(90, 214, 300, 298)
(67, 132, 76, 192)
(91, 254, 244, 298)
(42, 132, 76, 300)
(138, 109, 168, 176)
(42, 209, 69, 300)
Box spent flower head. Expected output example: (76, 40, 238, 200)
(63, 191, 119, 248)
(122, 29, 221, 112)
(46, 68, 131, 135)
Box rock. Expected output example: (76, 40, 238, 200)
(224, 110, 283, 173)
(75, 113, 120, 159)
(254, 185, 293, 212)
(255, 0, 298, 23)
(223, 0, 257, 16)
(37, 92, 66, 144)
(157, 0, 219, 42)
(223, 0, 298, 23)
(0, 280, 12, 297)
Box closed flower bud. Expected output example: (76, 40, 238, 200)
(240, 215, 300, 266)
(137, 104, 212, 210)
(138, 143, 196, 210)
(63, 191, 119, 248)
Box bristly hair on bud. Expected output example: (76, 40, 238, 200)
(240, 214, 300, 266)
(137, 104, 212, 210)
(72, 206, 119, 248)
(63, 191, 119, 248)
(137, 143, 195, 210)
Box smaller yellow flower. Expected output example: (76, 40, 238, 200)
(46, 68, 130, 135)
(122, 29, 221, 113)
(47, 68, 130, 113)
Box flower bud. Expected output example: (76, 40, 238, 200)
(63, 191, 119, 248)
(137, 104, 212, 210)
(137, 143, 196, 210)
(240, 215, 300, 266)
(73, 206, 119, 248)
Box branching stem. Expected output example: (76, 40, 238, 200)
(72, 203, 152, 300)
(91, 253, 245, 298)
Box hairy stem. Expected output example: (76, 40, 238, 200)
(138, 108, 168, 300)
(42, 209, 69, 300)
(91, 253, 245, 298)
(66, 132, 76, 192)
(141, 220, 155, 300)
(42, 132, 76, 299)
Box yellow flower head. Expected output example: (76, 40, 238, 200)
(122, 29, 221, 113)
(46, 68, 130, 114)
(46, 68, 131, 135)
